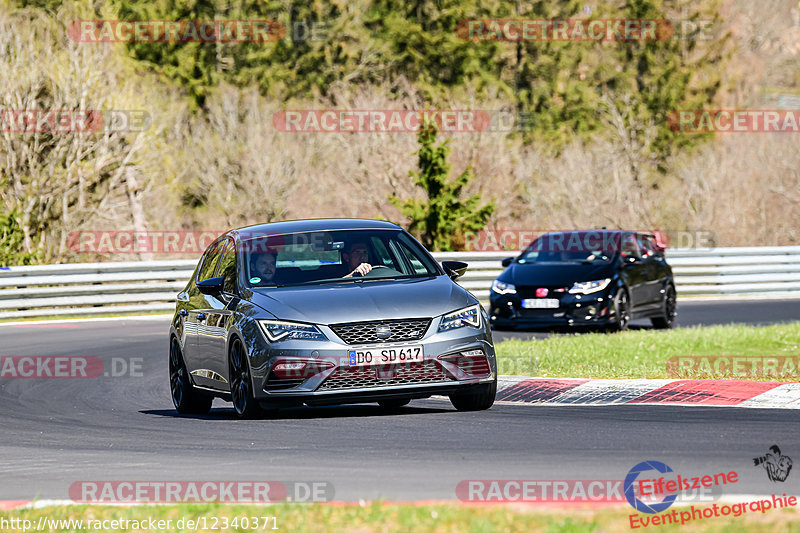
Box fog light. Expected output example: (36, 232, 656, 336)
(588, 307, 597, 316)
(438, 351, 490, 376)
(272, 360, 332, 379)
(272, 362, 306, 379)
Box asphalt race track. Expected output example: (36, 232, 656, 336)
(0, 299, 798, 503)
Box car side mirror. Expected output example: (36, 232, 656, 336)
(441, 260, 468, 280)
(197, 276, 224, 295)
(501, 257, 514, 267)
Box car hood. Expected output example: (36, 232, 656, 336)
(501, 262, 616, 287)
(248, 275, 475, 324)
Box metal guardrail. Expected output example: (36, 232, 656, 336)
(1, 247, 800, 318)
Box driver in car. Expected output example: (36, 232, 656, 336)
(342, 241, 373, 277)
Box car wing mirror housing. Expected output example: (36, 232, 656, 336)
(501, 257, 514, 267)
(441, 260, 468, 280)
(197, 275, 224, 295)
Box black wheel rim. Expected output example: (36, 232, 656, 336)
(665, 286, 676, 323)
(169, 340, 184, 408)
(617, 292, 629, 329)
(229, 342, 249, 416)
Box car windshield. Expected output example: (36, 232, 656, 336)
(240, 229, 439, 287)
(516, 233, 618, 264)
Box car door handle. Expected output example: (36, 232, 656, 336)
(178, 309, 188, 317)
(196, 313, 206, 321)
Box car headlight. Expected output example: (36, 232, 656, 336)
(491, 280, 517, 295)
(568, 278, 611, 295)
(438, 305, 481, 332)
(258, 320, 327, 342)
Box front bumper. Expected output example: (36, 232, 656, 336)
(489, 288, 618, 329)
(246, 320, 496, 405)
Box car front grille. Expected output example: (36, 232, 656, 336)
(317, 360, 454, 391)
(329, 318, 431, 345)
(515, 286, 568, 299)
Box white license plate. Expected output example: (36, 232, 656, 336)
(347, 345, 423, 367)
(522, 298, 560, 309)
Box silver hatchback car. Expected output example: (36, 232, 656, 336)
(169, 219, 497, 418)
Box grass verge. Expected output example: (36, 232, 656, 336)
(495, 322, 800, 379)
(2, 502, 800, 533)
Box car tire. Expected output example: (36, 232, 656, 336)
(169, 338, 213, 415)
(449, 377, 497, 412)
(609, 289, 631, 332)
(378, 399, 411, 409)
(651, 284, 677, 329)
(228, 339, 263, 419)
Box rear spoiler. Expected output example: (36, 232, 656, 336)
(651, 231, 668, 251)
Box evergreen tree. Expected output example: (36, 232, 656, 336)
(391, 125, 494, 251)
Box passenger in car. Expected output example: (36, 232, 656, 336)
(249, 252, 277, 284)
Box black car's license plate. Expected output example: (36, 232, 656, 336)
(522, 298, 560, 309)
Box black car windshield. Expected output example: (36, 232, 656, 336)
(516, 233, 619, 264)
(241, 229, 439, 287)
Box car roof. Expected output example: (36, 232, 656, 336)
(540, 230, 654, 237)
(230, 218, 403, 238)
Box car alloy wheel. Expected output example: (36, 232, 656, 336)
(612, 290, 630, 332)
(169, 338, 212, 414)
(652, 284, 677, 329)
(228, 340, 263, 419)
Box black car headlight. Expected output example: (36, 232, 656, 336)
(438, 305, 481, 332)
(568, 278, 611, 295)
(258, 320, 327, 342)
(491, 280, 517, 295)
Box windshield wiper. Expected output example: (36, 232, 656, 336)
(275, 278, 353, 287)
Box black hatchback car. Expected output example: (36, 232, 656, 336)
(489, 230, 676, 331)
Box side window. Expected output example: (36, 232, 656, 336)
(646, 235, 663, 257)
(620, 233, 641, 259)
(390, 240, 428, 275)
(196, 241, 223, 282)
(216, 239, 237, 293)
(369, 236, 394, 268)
(637, 234, 655, 258)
